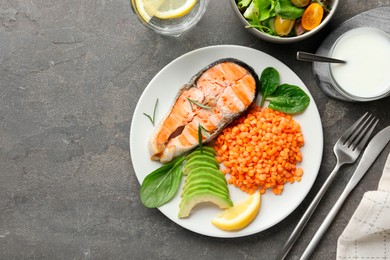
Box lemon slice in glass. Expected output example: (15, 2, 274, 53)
(211, 192, 261, 231)
(154, 0, 198, 19)
(134, 0, 165, 22)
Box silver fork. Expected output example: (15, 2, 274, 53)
(277, 112, 378, 260)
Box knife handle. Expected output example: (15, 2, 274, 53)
(276, 163, 342, 260)
(299, 185, 353, 260)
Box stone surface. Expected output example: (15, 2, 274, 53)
(1, 0, 390, 259)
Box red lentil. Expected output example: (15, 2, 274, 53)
(214, 106, 304, 195)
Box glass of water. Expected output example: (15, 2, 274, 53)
(131, 0, 209, 37)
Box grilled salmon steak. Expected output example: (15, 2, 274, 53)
(149, 58, 259, 163)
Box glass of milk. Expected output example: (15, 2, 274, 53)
(329, 27, 390, 101)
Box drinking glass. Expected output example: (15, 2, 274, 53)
(131, 0, 209, 37)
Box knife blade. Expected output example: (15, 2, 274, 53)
(344, 125, 390, 191)
(300, 125, 390, 260)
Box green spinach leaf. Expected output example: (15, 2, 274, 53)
(260, 67, 279, 106)
(140, 156, 185, 208)
(267, 84, 310, 113)
(259, 67, 310, 114)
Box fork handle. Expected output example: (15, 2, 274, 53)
(276, 163, 342, 260)
(300, 185, 352, 260)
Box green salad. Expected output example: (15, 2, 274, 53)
(236, 0, 332, 37)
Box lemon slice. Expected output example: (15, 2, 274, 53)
(211, 192, 261, 231)
(134, 0, 165, 22)
(154, 0, 198, 19)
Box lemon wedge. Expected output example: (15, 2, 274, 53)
(211, 192, 261, 231)
(154, 0, 198, 19)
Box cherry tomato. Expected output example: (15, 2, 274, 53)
(274, 15, 295, 36)
(301, 3, 324, 31)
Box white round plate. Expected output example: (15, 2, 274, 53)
(130, 45, 323, 238)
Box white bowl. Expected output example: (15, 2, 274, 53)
(230, 0, 339, 44)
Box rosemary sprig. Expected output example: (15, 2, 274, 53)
(197, 124, 203, 153)
(187, 98, 212, 110)
(197, 124, 210, 153)
(143, 98, 158, 126)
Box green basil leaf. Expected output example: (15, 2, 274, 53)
(260, 67, 279, 106)
(267, 84, 310, 113)
(140, 156, 185, 208)
(275, 0, 304, 19)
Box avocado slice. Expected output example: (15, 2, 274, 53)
(184, 156, 219, 174)
(183, 176, 229, 192)
(196, 145, 217, 154)
(180, 186, 229, 207)
(181, 181, 229, 198)
(191, 146, 217, 156)
(183, 160, 219, 175)
(185, 152, 216, 162)
(187, 166, 226, 179)
(184, 171, 228, 192)
(186, 149, 216, 160)
(186, 168, 227, 184)
(178, 190, 233, 218)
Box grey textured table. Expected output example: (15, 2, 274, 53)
(1, 1, 390, 259)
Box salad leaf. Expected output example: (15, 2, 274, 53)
(275, 0, 304, 19)
(257, 0, 276, 21)
(237, 0, 252, 9)
(243, 1, 259, 20)
(140, 156, 185, 208)
(237, 0, 332, 37)
(260, 67, 279, 106)
(266, 17, 276, 35)
(267, 84, 310, 113)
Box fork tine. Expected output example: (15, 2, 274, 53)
(345, 113, 373, 148)
(340, 112, 368, 144)
(352, 117, 379, 151)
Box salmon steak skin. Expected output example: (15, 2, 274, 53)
(149, 58, 260, 163)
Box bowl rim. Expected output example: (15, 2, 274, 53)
(229, 0, 339, 43)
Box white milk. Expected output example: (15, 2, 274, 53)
(330, 27, 390, 99)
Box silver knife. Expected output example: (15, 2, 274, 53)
(300, 125, 390, 260)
